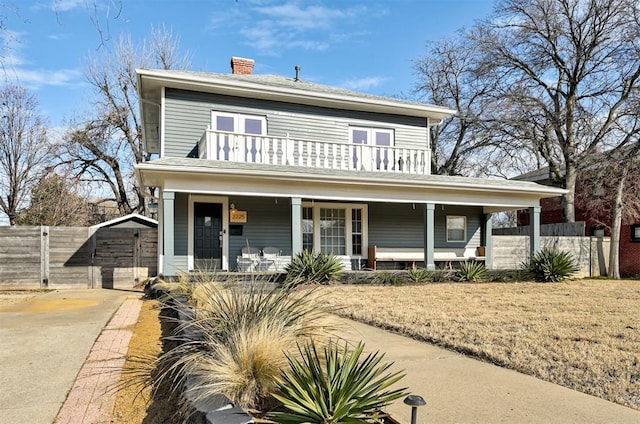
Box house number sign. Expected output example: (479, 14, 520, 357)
(230, 210, 248, 223)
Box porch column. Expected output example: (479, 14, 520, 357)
(162, 191, 175, 277)
(424, 203, 435, 270)
(529, 206, 541, 260)
(483, 213, 493, 269)
(291, 197, 302, 256)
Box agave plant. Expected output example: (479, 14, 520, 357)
(457, 261, 486, 282)
(522, 247, 579, 282)
(271, 340, 407, 424)
(285, 250, 345, 286)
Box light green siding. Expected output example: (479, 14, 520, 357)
(368, 203, 482, 249)
(163, 88, 428, 158)
(228, 196, 291, 270)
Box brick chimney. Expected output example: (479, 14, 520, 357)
(230, 57, 255, 75)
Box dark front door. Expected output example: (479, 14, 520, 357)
(194, 202, 222, 270)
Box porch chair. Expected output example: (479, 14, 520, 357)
(241, 246, 260, 258)
(237, 257, 255, 272)
(258, 246, 281, 271)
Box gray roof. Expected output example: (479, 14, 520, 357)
(140, 69, 450, 113)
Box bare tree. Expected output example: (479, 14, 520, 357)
(473, 0, 640, 222)
(414, 35, 499, 176)
(575, 139, 640, 278)
(16, 171, 90, 226)
(62, 26, 190, 216)
(0, 84, 52, 225)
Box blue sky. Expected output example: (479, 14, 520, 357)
(1, 0, 495, 128)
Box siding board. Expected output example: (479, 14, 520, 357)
(164, 88, 429, 158)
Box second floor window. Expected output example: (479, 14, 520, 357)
(350, 127, 394, 171)
(211, 111, 266, 161)
(212, 111, 266, 135)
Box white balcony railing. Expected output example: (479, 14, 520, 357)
(198, 129, 430, 175)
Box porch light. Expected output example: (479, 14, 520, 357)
(230, 203, 236, 210)
(404, 394, 426, 424)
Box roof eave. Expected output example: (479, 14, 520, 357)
(136, 69, 456, 120)
(135, 162, 568, 199)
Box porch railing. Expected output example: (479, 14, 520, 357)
(198, 129, 430, 175)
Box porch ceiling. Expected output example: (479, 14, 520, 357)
(135, 158, 567, 212)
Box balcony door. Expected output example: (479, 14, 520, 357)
(350, 127, 394, 171)
(212, 111, 266, 162)
(194, 202, 222, 270)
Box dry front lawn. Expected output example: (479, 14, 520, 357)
(318, 279, 640, 410)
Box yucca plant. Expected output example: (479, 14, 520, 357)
(457, 261, 486, 282)
(285, 250, 345, 286)
(407, 266, 431, 283)
(522, 247, 579, 282)
(155, 279, 339, 412)
(271, 340, 407, 424)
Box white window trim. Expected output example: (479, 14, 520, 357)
(349, 126, 395, 146)
(187, 195, 229, 271)
(211, 110, 267, 135)
(446, 215, 467, 243)
(302, 202, 368, 258)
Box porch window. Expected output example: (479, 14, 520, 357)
(302, 202, 367, 257)
(302, 207, 314, 251)
(446, 216, 467, 242)
(320, 208, 346, 255)
(352, 209, 362, 255)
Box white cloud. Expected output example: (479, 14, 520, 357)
(9, 68, 83, 88)
(210, 1, 375, 55)
(1, 29, 26, 66)
(340, 76, 388, 91)
(51, 0, 86, 12)
(48, 33, 71, 41)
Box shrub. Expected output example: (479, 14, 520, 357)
(457, 261, 486, 282)
(522, 247, 579, 282)
(407, 266, 431, 283)
(429, 269, 454, 282)
(156, 280, 337, 411)
(374, 271, 408, 286)
(484, 269, 525, 282)
(271, 340, 407, 424)
(285, 250, 345, 286)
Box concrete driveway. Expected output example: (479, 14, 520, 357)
(0, 289, 133, 424)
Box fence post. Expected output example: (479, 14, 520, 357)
(88, 227, 97, 288)
(41, 226, 50, 289)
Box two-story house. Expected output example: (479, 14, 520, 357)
(135, 57, 565, 276)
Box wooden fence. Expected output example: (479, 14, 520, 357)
(493, 222, 587, 237)
(0, 226, 157, 290)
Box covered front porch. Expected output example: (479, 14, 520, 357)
(136, 158, 565, 277)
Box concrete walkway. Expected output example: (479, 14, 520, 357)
(0, 289, 134, 424)
(339, 319, 640, 424)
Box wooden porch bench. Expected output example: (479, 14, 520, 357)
(367, 245, 484, 270)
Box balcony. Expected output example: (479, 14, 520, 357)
(198, 130, 430, 175)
